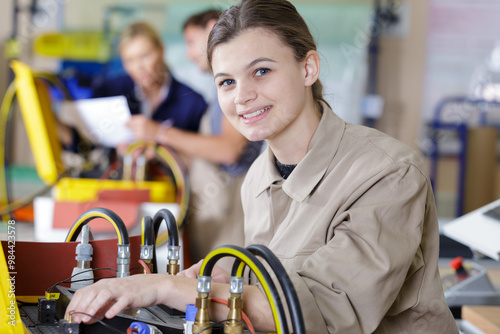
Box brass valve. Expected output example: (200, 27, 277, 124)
(142, 259, 153, 274)
(224, 293, 244, 334)
(167, 259, 180, 275)
(192, 292, 212, 334)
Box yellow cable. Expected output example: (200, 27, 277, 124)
(155, 144, 189, 232)
(65, 210, 125, 244)
(200, 246, 283, 334)
(123, 140, 147, 156)
(236, 261, 247, 278)
(0, 82, 17, 222)
(123, 141, 189, 246)
(141, 216, 146, 245)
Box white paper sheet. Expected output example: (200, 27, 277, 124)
(443, 198, 500, 261)
(60, 96, 135, 147)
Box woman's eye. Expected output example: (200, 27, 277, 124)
(219, 79, 235, 87)
(255, 68, 270, 76)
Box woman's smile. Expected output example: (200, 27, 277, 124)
(240, 105, 272, 122)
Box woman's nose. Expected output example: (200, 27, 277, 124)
(234, 81, 257, 105)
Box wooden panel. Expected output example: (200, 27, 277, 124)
(462, 305, 500, 334)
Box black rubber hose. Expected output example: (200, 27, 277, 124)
(246, 244, 306, 334)
(202, 244, 289, 334)
(152, 208, 179, 246)
(141, 216, 154, 246)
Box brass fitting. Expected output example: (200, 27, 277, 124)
(192, 292, 212, 334)
(166, 245, 180, 275)
(167, 259, 180, 275)
(224, 293, 244, 334)
(142, 259, 153, 274)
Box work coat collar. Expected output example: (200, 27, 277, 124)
(254, 103, 345, 202)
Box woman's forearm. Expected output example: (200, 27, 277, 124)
(156, 126, 248, 165)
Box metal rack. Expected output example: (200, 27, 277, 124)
(429, 97, 500, 217)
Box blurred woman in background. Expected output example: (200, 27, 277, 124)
(92, 22, 207, 154)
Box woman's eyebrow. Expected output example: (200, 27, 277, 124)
(214, 57, 277, 80)
(246, 57, 276, 69)
(214, 72, 229, 80)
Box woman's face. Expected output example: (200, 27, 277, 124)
(120, 35, 164, 90)
(211, 28, 317, 144)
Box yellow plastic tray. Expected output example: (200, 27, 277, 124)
(53, 177, 176, 203)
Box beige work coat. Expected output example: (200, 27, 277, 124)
(187, 111, 246, 268)
(242, 105, 458, 333)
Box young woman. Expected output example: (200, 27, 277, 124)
(66, 1, 458, 332)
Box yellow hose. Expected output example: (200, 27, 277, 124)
(0, 82, 17, 222)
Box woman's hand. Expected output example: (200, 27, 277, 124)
(116, 142, 131, 156)
(126, 115, 161, 143)
(177, 259, 230, 284)
(65, 274, 170, 324)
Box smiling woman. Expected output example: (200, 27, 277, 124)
(64, 1, 459, 333)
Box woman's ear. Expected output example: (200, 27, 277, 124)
(303, 50, 320, 87)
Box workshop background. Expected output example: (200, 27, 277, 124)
(1, 0, 500, 331)
(2, 0, 500, 220)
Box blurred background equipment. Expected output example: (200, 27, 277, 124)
(1, 0, 383, 242)
(0, 60, 187, 244)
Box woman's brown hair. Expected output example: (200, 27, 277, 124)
(207, 0, 328, 109)
(119, 22, 169, 75)
(119, 22, 163, 52)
